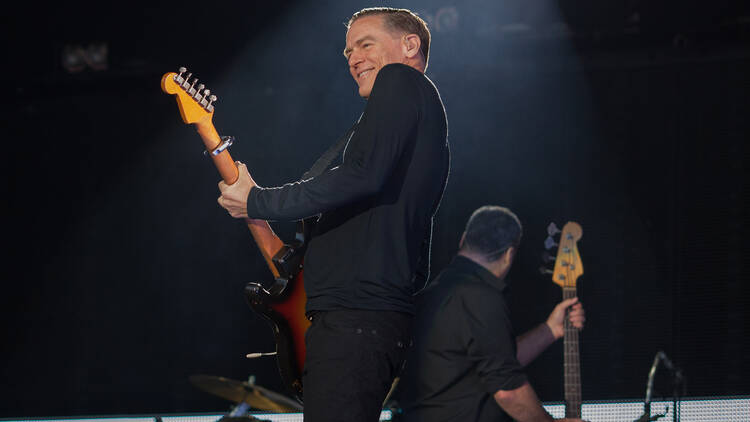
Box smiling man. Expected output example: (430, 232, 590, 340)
(217, 7, 449, 422)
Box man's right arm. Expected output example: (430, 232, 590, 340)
(516, 297, 585, 366)
(246, 64, 419, 221)
(494, 382, 584, 422)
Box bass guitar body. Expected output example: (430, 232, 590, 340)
(161, 68, 309, 402)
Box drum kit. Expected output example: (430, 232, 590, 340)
(189, 374, 303, 421)
(190, 373, 401, 421)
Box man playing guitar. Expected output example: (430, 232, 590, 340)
(217, 7, 449, 422)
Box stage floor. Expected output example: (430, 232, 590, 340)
(2, 397, 748, 422)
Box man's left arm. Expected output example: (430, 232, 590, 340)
(516, 297, 585, 367)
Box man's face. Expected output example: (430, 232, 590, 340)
(344, 15, 406, 98)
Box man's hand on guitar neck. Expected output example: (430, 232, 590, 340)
(545, 297, 586, 339)
(218, 162, 257, 219)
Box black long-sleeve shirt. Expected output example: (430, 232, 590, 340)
(246, 63, 449, 314)
(398, 256, 528, 422)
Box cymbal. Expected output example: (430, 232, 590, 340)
(190, 374, 303, 413)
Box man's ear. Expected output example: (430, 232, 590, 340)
(458, 232, 466, 249)
(402, 33, 421, 59)
(503, 246, 516, 264)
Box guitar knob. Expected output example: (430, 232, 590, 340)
(178, 66, 187, 75)
(544, 235, 558, 250)
(547, 222, 561, 236)
(542, 251, 556, 263)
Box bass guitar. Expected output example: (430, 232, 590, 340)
(546, 221, 584, 418)
(161, 67, 309, 401)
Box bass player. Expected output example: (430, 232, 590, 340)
(397, 206, 586, 422)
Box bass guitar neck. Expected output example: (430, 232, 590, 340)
(563, 286, 582, 418)
(547, 221, 584, 419)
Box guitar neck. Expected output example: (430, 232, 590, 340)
(562, 286, 582, 418)
(194, 119, 284, 278)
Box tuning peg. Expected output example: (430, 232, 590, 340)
(194, 84, 206, 99)
(178, 66, 187, 76)
(206, 94, 217, 111)
(189, 77, 199, 92)
(547, 222, 561, 237)
(538, 266, 553, 275)
(541, 251, 556, 263)
(180, 72, 193, 89)
(544, 235, 558, 250)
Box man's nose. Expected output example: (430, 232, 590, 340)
(348, 52, 363, 68)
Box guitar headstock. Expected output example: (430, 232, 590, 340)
(542, 221, 584, 288)
(161, 67, 216, 124)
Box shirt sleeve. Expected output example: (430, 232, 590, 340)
(459, 286, 528, 394)
(246, 63, 420, 221)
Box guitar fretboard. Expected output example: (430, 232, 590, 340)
(563, 286, 582, 418)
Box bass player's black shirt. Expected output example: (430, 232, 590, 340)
(246, 63, 449, 314)
(398, 256, 528, 422)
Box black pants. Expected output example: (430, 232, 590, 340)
(303, 309, 412, 422)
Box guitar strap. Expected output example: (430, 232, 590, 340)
(294, 118, 360, 240)
(301, 119, 360, 181)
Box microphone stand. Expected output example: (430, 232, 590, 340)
(634, 351, 677, 422)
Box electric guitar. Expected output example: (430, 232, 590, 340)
(546, 222, 584, 418)
(161, 67, 309, 401)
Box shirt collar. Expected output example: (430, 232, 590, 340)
(451, 255, 508, 293)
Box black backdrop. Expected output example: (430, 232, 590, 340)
(2, 0, 749, 417)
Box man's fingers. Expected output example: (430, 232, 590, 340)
(568, 306, 586, 330)
(236, 161, 249, 176)
(559, 297, 579, 309)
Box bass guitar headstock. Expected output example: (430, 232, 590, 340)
(541, 221, 584, 288)
(161, 67, 217, 124)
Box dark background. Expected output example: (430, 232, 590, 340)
(2, 0, 749, 417)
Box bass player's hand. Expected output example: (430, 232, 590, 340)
(545, 297, 585, 340)
(218, 161, 257, 219)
